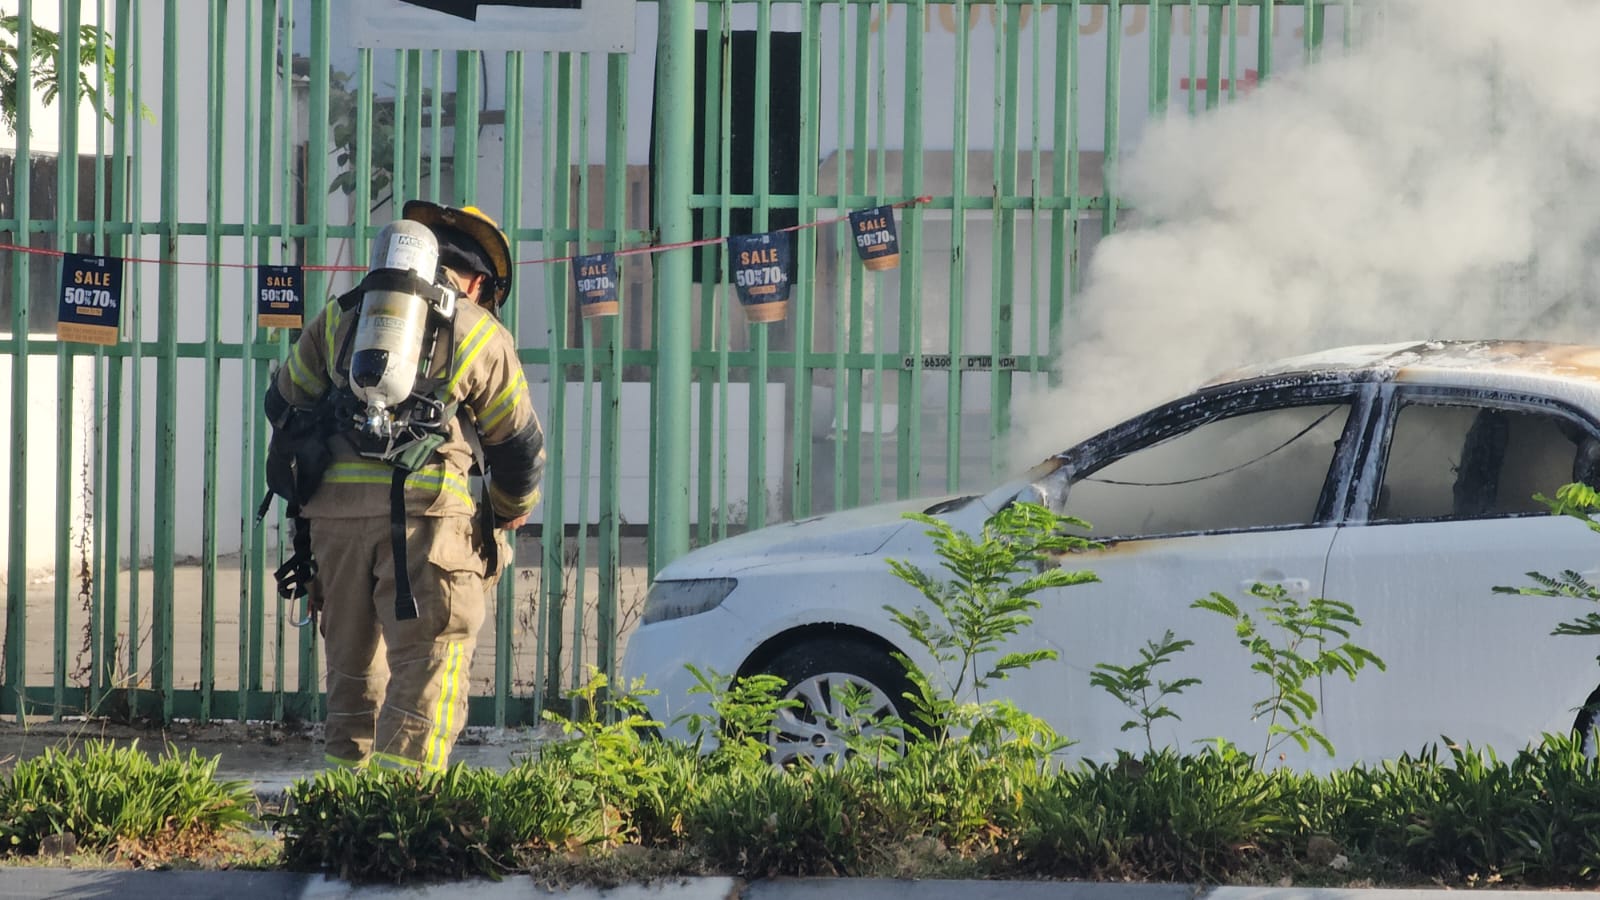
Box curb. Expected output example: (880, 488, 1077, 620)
(0, 874, 1584, 900)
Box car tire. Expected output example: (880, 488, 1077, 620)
(759, 638, 917, 769)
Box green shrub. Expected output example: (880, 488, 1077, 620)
(885, 501, 1092, 755)
(868, 739, 1052, 857)
(0, 740, 254, 857)
(1194, 584, 1384, 765)
(1090, 630, 1201, 754)
(684, 763, 867, 877)
(277, 763, 534, 882)
(1396, 739, 1600, 882)
(1016, 743, 1303, 881)
(538, 671, 671, 847)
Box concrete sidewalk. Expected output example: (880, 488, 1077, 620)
(0, 875, 1583, 900)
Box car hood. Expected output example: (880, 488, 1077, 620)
(655, 495, 972, 578)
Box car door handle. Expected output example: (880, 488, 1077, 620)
(1240, 577, 1311, 595)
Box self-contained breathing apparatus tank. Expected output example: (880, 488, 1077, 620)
(336, 220, 462, 622)
(346, 220, 458, 455)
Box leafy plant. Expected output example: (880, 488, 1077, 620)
(1194, 583, 1385, 766)
(677, 664, 801, 770)
(0, 740, 254, 858)
(326, 66, 436, 202)
(1494, 482, 1600, 658)
(684, 763, 866, 877)
(0, 16, 147, 136)
(1017, 743, 1303, 882)
(884, 501, 1097, 749)
(273, 764, 512, 882)
(1090, 629, 1201, 754)
(540, 669, 668, 846)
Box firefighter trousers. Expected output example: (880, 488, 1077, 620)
(309, 513, 498, 770)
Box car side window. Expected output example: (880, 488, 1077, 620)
(1375, 402, 1599, 523)
(1066, 402, 1352, 539)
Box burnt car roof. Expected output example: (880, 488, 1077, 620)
(1043, 340, 1600, 472)
(1205, 340, 1600, 390)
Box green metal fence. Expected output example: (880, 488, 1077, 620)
(0, 0, 1348, 728)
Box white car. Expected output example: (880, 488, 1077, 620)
(623, 340, 1600, 770)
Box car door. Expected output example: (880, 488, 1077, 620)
(1321, 385, 1600, 764)
(1010, 381, 1368, 769)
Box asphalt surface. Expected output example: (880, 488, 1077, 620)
(0, 876, 1585, 900)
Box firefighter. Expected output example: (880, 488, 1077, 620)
(263, 201, 544, 770)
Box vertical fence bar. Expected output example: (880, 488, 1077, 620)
(840, 0, 864, 509)
(272, 0, 293, 722)
(354, 48, 374, 283)
(153, 0, 181, 722)
(1309, 0, 1325, 60)
(1036, 0, 1049, 389)
(1259, 0, 1274, 83)
(1186, 0, 1198, 115)
(829, 0, 847, 512)
(199, 0, 225, 724)
(746, 0, 772, 531)
(694, 1, 723, 548)
(1228, 0, 1239, 102)
(1026, 0, 1044, 388)
(1205, 2, 1222, 111)
(52, 0, 83, 720)
(402, 50, 423, 210)
(429, 51, 444, 201)
(540, 52, 569, 700)
(4, 0, 33, 720)
(390, 50, 409, 213)
(1158, 1, 1173, 113)
(99, 0, 129, 713)
(496, 47, 525, 726)
(896, 0, 922, 498)
(572, 55, 593, 689)
(866, 0, 888, 503)
(990, 0, 1020, 475)
(714, 8, 731, 543)
(1103, 0, 1121, 235)
(1046, 0, 1076, 390)
(530, 53, 549, 716)
(301, 0, 330, 709)
(252, 0, 280, 711)
(945, 0, 971, 493)
(789, 0, 819, 518)
(851, 2, 877, 503)
(238, 0, 262, 720)
(127, 0, 146, 720)
(454, 50, 481, 201)
(596, 50, 627, 686)
(652, 0, 695, 570)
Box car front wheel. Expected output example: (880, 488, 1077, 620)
(760, 638, 916, 769)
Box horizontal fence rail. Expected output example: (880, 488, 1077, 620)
(0, 0, 1349, 729)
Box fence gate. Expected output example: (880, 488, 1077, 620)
(0, 0, 1349, 727)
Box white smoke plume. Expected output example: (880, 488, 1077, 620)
(1015, 0, 1600, 465)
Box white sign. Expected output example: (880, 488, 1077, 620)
(345, 0, 635, 53)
